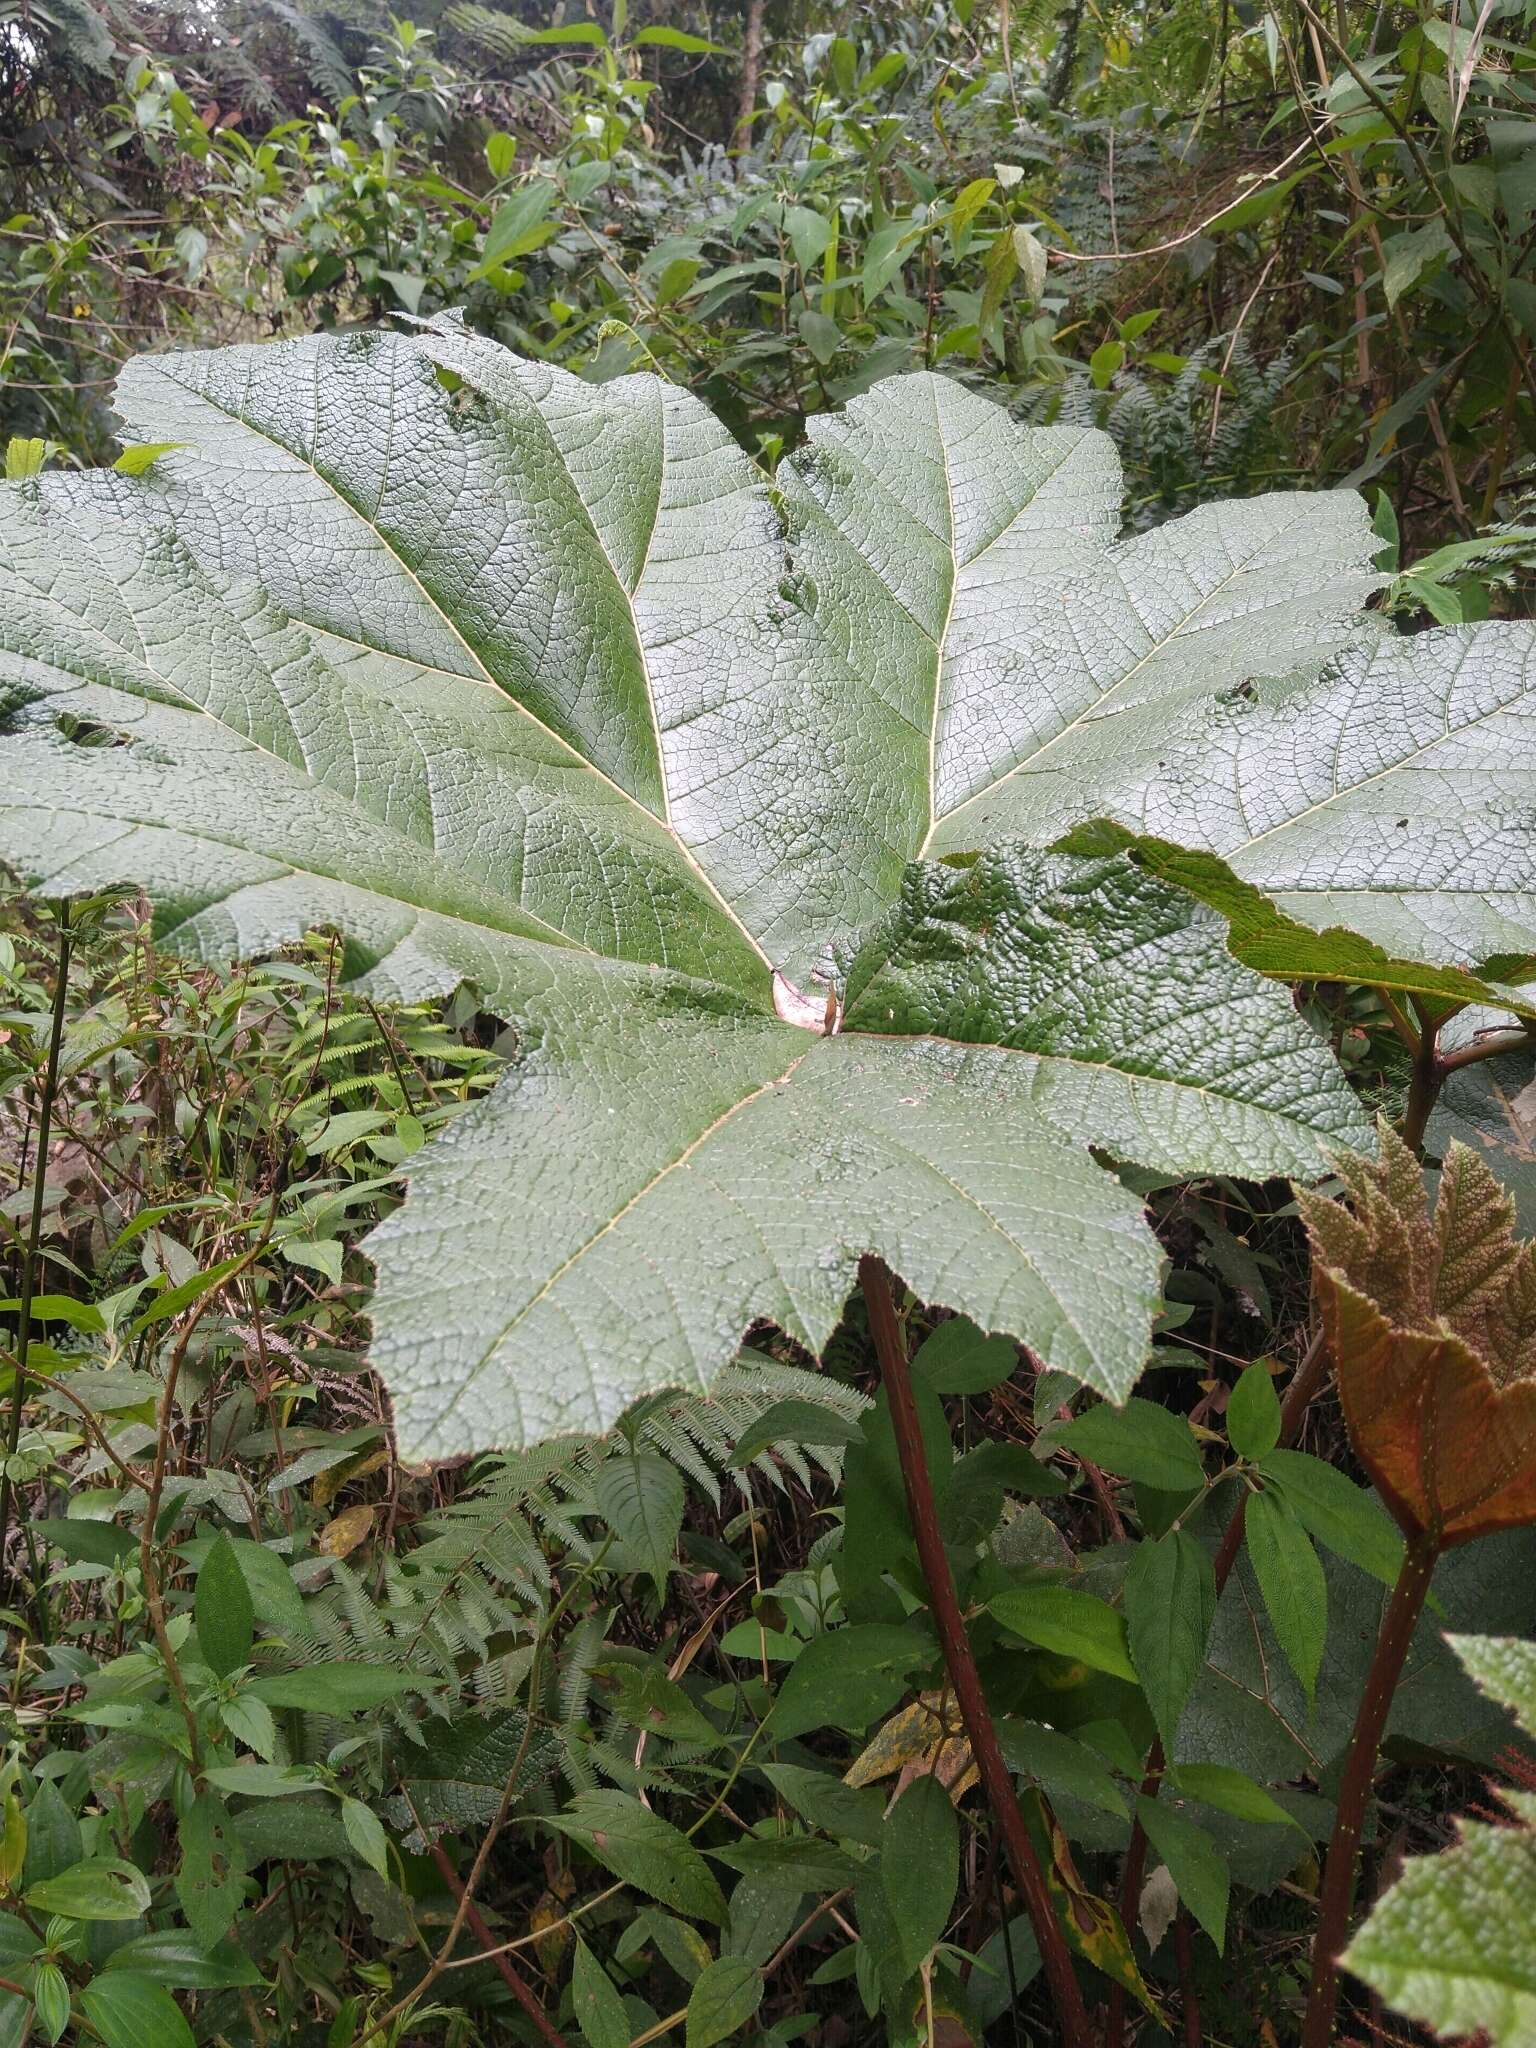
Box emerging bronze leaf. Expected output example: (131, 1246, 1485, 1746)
(1299, 1126, 1536, 1547)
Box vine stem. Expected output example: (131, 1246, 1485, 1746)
(1301, 1530, 1439, 2048)
(0, 908, 72, 1583)
(857, 1256, 1091, 2045)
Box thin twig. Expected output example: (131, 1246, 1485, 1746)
(0, 908, 73, 1583)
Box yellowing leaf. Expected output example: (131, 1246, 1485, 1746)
(313, 1445, 389, 1510)
(318, 1505, 375, 1558)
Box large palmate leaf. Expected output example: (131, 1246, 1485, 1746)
(1060, 626, 1536, 979)
(0, 322, 1397, 1453)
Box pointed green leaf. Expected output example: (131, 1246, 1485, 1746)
(572, 1938, 630, 2048)
(882, 1774, 958, 1976)
(594, 1453, 685, 1593)
(79, 1972, 195, 2048)
(990, 1586, 1137, 1682)
(548, 1791, 727, 1925)
(772, 1624, 931, 1741)
(195, 1530, 254, 1678)
(175, 1793, 247, 1950)
(1136, 1797, 1230, 1952)
(1125, 1529, 1216, 1751)
(685, 1957, 763, 2048)
(1245, 1489, 1327, 1702)
(25, 1856, 150, 1922)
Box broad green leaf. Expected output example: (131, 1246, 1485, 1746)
(1345, 1634, 1536, 2041)
(32, 1517, 134, 1566)
(731, 1400, 863, 1466)
(594, 1662, 718, 1746)
(1258, 1448, 1405, 1587)
(0, 330, 1388, 1454)
(995, 1719, 1129, 1817)
(1445, 1633, 1536, 1739)
(882, 1774, 957, 1975)
(22, 1782, 81, 1887)
(594, 1452, 684, 1592)
(176, 1792, 247, 1949)
(1170, 1763, 1299, 1830)
(686, 1957, 763, 2048)
(1136, 1797, 1230, 1951)
(759, 1765, 885, 1848)
(771, 1624, 931, 1741)
(1226, 1362, 1282, 1461)
(25, 1856, 151, 1921)
(79, 1972, 195, 2048)
(392, 1708, 555, 1834)
(1244, 1490, 1327, 1703)
(548, 1790, 728, 1924)
(1056, 1397, 1205, 1491)
(195, 1531, 254, 1678)
(103, 1932, 262, 1988)
(340, 1797, 388, 1877)
(989, 1585, 1137, 1681)
(573, 1938, 630, 2048)
(911, 1315, 1018, 1395)
(1124, 1529, 1216, 1751)
(247, 1664, 430, 1712)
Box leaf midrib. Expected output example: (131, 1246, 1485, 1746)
(923, 501, 1328, 846)
(142, 359, 776, 977)
(436, 1047, 812, 1436)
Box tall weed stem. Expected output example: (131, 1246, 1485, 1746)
(1300, 1530, 1438, 2048)
(858, 1255, 1092, 2045)
(0, 907, 72, 1584)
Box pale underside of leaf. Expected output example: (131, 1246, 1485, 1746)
(108, 324, 1383, 981)
(1076, 624, 1536, 972)
(364, 1010, 1166, 1457)
(1344, 1800, 1536, 2048)
(0, 328, 1403, 1455)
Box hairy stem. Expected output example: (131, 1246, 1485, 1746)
(1301, 1531, 1438, 2048)
(1401, 1003, 1443, 1157)
(858, 1255, 1091, 2044)
(0, 908, 72, 1584)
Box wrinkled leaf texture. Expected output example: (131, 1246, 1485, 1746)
(7, 318, 1522, 1455)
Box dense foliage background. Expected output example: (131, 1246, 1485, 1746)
(4, 4, 1536, 2046)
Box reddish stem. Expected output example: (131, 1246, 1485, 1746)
(427, 1839, 570, 2048)
(1173, 1909, 1203, 2048)
(859, 1256, 1092, 2044)
(1301, 1532, 1438, 2048)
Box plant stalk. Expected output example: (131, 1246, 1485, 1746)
(426, 1839, 570, 2048)
(1300, 1530, 1438, 2048)
(0, 909, 72, 1581)
(1401, 1004, 1442, 1157)
(857, 1255, 1091, 2045)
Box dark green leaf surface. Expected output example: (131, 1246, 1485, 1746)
(548, 1790, 727, 1924)
(882, 1774, 958, 1975)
